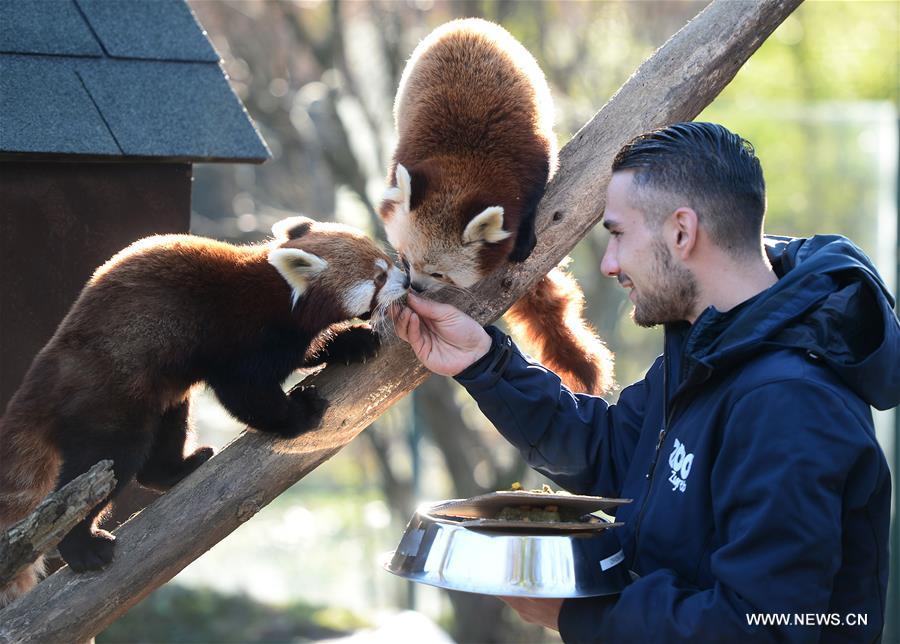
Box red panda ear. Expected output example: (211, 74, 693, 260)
(268, 248, 328, 304)
(381, 164, 412, 221)
(407, 166, 429, 211)
(380, 162, 430, 213)
(462, 206, 511, 245)
(272, 216, 315, 240)
(380, 165, 413, 253)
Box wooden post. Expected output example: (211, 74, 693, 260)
(0, 1, 803, 641)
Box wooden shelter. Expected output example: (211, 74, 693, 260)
(0, 0, 269, 411)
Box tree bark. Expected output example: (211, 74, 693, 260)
(0, 0, 802, 641)
(0, 461, 115, 590)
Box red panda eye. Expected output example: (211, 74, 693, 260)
(430, 272, 444, 280)
(375, 272, 387, 286)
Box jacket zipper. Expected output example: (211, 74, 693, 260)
(630, 353, 678, 571)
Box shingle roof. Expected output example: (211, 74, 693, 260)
(0, 0, 270, 163)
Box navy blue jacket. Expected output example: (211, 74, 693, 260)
(455, 235, 898, 643)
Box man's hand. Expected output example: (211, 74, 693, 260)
(393, 292, 492, 377)
(500, 596, 563, 631)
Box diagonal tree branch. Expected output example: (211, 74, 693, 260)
(0, 1, 802, 641)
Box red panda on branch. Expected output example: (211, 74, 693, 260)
(379, 18, 614, 395)
(0, 217, 408, 607)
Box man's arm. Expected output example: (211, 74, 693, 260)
(454, 325, 648, 496)
(394, 293, 646, 496)
(559, 379, 886, 643)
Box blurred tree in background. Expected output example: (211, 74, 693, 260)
(99, 1, 898, 642)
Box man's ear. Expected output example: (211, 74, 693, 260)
(670, 207, 699, 259)
(268, 248, 328, 304)
(462, 206, 511, 244)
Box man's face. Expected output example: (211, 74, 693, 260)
(600, 171, 699, 327)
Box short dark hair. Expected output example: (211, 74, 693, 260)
(611, 122, 766, 257)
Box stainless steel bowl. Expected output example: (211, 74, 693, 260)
(383, 504, 632, 598)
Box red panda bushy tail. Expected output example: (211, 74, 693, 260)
(505, 264, 615, 395)
(0, 410, 60, 608)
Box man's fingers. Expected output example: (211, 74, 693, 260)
(407, 292, 456, 320)
(394, 306, 412, 342)
(393, 305, 430, 359)
(496, 596, 562, 631)
(407, 311, 423, 348)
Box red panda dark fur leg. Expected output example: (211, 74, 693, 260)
(505, 264, 615, 395)
(53, 407, 158, 572)
(206, 375, 328, 439)
(136, 401, 213, 492)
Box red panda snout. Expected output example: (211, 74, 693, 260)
(382, 174, 512, 291)
(268, 216, 408, 322)
(338, 259, 408, 321)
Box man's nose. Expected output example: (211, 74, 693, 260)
(600, 247, 618, 278)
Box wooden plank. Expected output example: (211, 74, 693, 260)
(0, 0, 803, 640)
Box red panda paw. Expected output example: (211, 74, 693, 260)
(280, 385, 330, 437)
(137, 445, 215, 492)
(181, 446, 215, 475)
(326, 325, 381, 366)
(59, 528, 116, 573)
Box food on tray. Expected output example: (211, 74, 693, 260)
(430, 486, 624, 526)
(497, 505, 562, 522)
(507, 482, 571, 495)
(494, 484, 589, 522)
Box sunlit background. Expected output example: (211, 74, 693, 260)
(97, 1, 899, 642)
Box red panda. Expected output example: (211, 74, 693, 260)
(379, 18, 613, 394)
(0, 216, 407, 606)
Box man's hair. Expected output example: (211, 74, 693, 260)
(611, 122, 766, 257)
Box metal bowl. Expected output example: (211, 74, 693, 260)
(383, 504, 632, 598)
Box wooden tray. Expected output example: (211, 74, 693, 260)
(430, 491, 631, 520)
(456, 516, 624, 534)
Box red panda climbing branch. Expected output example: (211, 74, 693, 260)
(0, 217, 408, 607)
(379, 18, 614, 395)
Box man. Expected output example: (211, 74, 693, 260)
(393, 122, 898, 642)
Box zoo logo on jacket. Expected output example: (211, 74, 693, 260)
(667, 438, 693, 493)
